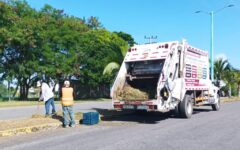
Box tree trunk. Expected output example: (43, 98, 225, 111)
(19, 84, 27, 100)
(228, 86, 232, 97)
(19, 79, 29, 100)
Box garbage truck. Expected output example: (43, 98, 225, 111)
(111, 39, 220, 118)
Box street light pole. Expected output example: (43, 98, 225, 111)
(195, 4, 234, 81)
(144, 36, 157, 44)
(211, 11, 214, 81)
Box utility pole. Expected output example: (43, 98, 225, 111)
(144, 36, 157, 44)
(195, 4, 234, 81)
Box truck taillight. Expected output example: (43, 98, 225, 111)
(114, 105, 123, 109)
(149, 105, 154, 109)
(148, 105, 157, 110)
(128, 48, 131, 52)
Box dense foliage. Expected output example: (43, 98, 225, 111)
(1, 1, 239, 100)
(214, 58, 240, 97)
(0, 0, 132, 99)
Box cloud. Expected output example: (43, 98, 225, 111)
(215, 53, 228, 61)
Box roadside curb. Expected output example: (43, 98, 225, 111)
(0, 122, 61, 137)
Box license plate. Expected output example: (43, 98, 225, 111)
(137, 105, 148, 110)
(123, 105, 134, 109)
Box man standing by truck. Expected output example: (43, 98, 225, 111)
(61, 80, 75, 128)
(37, 81, 56, 117)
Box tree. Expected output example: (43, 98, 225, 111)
(87, 16, 103, 29)
(0, 1, 89, 99)
(78, 29, 128, 97)
(37, 5, 89, 81)
(233, 69, 240, 97)
(0, 0, 40, 99)
(0, 1, 130, 99)
(103, 32, 135, 75)
(113, 31, 136, 47)
(214, 58, 230, 80)
(214, 58, 238, 96)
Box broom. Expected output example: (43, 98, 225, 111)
(32, 101, 44, 118)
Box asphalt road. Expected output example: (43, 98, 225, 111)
(1, 101, 240, 150)
(0, 101, 112, 120)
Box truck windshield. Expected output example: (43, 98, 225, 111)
(127, 59, 164, 76)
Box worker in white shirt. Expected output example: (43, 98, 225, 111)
(37, 81, 56, 117)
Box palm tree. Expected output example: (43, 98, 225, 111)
(103, 62, 121, 75)
(214, 58, 233, 96)
(214, 58, 230, 80)
(103, 32, 135, 75)
(103, 46, 126, 75)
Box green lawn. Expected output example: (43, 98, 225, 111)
(0, 98, 111, 108)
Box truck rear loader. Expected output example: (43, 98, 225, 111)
(111, 40, 220, 118)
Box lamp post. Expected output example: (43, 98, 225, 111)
(195, 4, 234, 81)
(144, 36, 157, 44)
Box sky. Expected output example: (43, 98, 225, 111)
(26, 0, 240, 69)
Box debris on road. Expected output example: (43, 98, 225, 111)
(0, 112, 83, 137)
(0, 118, 60, 137)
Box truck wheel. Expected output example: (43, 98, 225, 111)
(212, 94, 220, 111)
(179, 94, 193, 118)
(171, 103, 180, 117)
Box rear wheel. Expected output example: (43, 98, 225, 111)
(212, 94, 220, 111)
(179, 94, 193, 118)
(171, 103, 180, 117)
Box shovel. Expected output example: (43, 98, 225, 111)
(36, 101, 40, 114)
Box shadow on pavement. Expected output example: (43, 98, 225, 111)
(51, 114, 63, 122)
(93, 108, 175, 124)
(193, 107, 212, 115)
(93, 107, 214, 124)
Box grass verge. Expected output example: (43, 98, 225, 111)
(221, 97, 240, 103)
(0, 98, 111, 108)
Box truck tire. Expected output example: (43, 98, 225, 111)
(171, 103, 180, 117)
(212, 94, 220, 111)
(179, 94, 193, 118)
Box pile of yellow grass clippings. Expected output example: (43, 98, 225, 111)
(117, 85, 148, 101)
